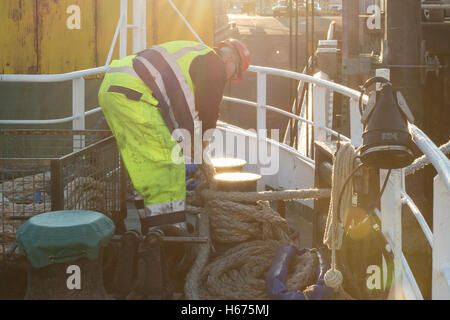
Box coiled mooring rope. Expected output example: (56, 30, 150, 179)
(197, 240, 318, 300)
(206, 199, 291, 243)
(195, 161, 331, 244)
(183, 160, 333, 300)
(184, 207, 210, 300)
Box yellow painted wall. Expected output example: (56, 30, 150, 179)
(38, 0, 97, 74)
(0, 0, 38, 74)
(0, 0, 214, 75)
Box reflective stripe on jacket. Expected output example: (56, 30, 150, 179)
(133, 41, 216, 135)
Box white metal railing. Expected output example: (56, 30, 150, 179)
(222, 96, 351, 142)
(248, 65, 369, 103)
(401, 191, 433, 247)
(0, 66, 109, 83)
(224, 65, 450, 300)
(408, 124, 450, 299)
(244, 66, 367, 156)
(356, 70, 450, 300)
(375, 122, 450, 300)
(0, 6, 365, 149)
(374, 207, 424, 300)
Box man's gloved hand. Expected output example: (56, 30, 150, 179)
(185, 163, 199, 178)
(185, 163, 200, 190)
(186, 179, 201, 190)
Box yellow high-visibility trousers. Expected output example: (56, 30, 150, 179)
(98, 58, 186, 215)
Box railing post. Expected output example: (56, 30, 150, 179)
(120, 0, 128, 58)
(380, 169, 403, 299)
(72, 77, 85, 151)
(312, 72, 329, 145)
(432, 175, 450, 299)
(349, 98, 363, 147)
(327, 85, 334, 142)
(133, 0, 147, 53)
(256, 72, 267, 191)
(307, 83, 313, 157)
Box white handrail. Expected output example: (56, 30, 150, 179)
(0, 65, 357, 146)
(248, 65, 369, 103)
(401, 251, 424, 300)
(0, 108, 102, 125)
(217, 121, 315, 166)
(401, 191, 433, 248)
(85, 107, 102, 117)
(222, 96, 351, 142)
(0, 66, 108, 83)
(0, 115, 80, 125)
(375, 208, 424, 300)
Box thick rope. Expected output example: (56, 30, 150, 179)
(197, 161, 329, 244)
(184, 161, 332, 300)
(206, 199, 291, 243)
(197, 240, 318, 300)
(184, 209, 210, 300)
(201, 188, 331, 203)
(323, 142, 357, 289)
(405, 139, 450, 176)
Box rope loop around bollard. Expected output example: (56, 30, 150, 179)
(266, 246, 335, 300)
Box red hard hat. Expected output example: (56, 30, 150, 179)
(218, 39, 250, 83)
